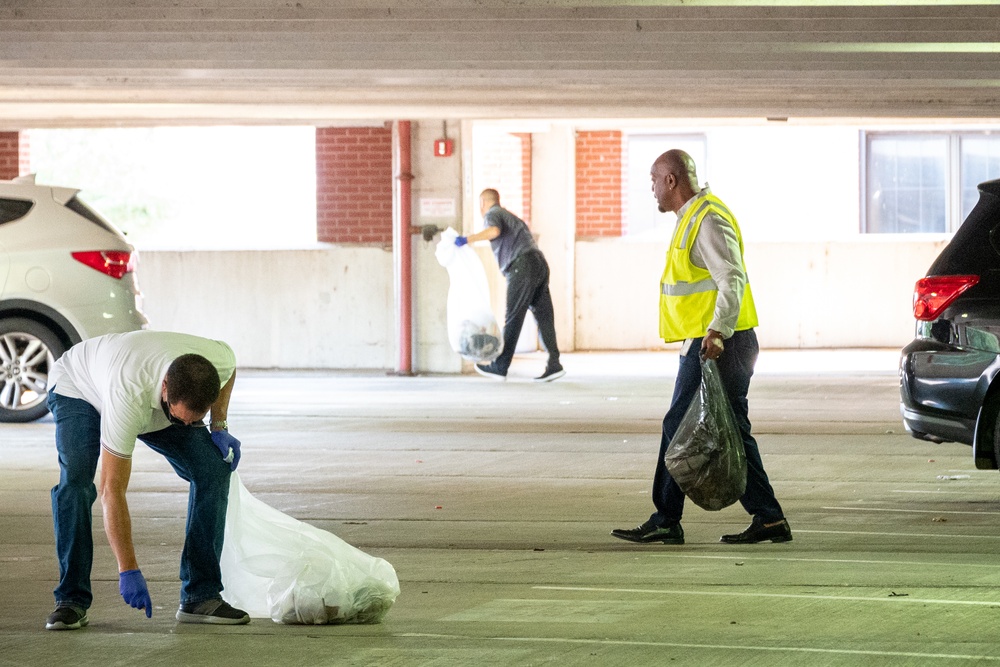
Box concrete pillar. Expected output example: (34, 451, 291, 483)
(411, 120, 464, 373)
(530, 125, 576, 353)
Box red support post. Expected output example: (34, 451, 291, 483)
(393, 121, 414, 375)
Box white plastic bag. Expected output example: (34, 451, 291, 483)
(220, 473, 400, 624)
(435, 227, 503, 363)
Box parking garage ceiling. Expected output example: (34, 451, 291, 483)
(2, 1, 1000, 127)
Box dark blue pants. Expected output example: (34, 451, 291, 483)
(493, 249, 560, 374)
(649, 328, 784, 526)
(48, 391, 231, 610)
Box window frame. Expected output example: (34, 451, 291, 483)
(861, 129, 1000, 235)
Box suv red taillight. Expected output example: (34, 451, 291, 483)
(913, 275, 980, 321)
(71, 250, 134, 280)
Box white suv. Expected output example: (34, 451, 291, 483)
(0, 176, 147, 422)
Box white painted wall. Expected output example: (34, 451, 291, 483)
(137, 120, 959, 369)
(573, 237, 948, 350)
(138, 248, 395, 369)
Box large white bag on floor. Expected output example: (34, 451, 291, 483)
(435, 227, 503, 363)
(220, 473, 400, 624)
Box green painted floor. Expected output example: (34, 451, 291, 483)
(3, 351, 998, 666)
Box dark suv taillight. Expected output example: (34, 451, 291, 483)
(913, 275, 980, 321)
(71, 250, 134, 280)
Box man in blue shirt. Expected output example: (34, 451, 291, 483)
(456, 189, 564, 382)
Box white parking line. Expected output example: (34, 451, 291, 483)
(533, 586, 1000, 607)
(892, 490, 987, 495)
(398, 633, 1000, 662)
(822, 506, 1000, 516)
(649, 554, 998, 568)
(795, 529, 1000, 539)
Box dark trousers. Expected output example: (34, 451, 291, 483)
(493, 249, 560, 374)
(649, 328, 784, 526)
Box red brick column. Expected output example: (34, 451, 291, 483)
(575, 131, 623, 237)
(0, 131, 27, 181)
(316, 126, 393, 244)
(513, 132, 532, 225)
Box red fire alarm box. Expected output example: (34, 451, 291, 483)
(433, 139, 454, 157)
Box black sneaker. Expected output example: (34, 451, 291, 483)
(45, 605, 88, 631)
(534, 365, 565, 383)
(176, 598, 250, 625)
(720, 516, 793, 544)
(474, 363, 506, 381)
(611, 521, 684, 544)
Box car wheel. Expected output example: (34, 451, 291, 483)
(0, 318, 65, 423)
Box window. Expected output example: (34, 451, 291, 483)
(960, 135, 1000, 219)
(0, 198, 32, 225)
(25, 127, 317, 250)
(65, 196, 118, 234)
(625, 134, 706, 238)
(863, 131, 1000, 234)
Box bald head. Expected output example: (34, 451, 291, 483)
(654, 150, 699, 190)
(479, 188, 500, 215)
(650, 149, 700, 214)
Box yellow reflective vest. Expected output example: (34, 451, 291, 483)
(659, 192, 758, 343)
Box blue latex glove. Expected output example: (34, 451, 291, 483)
(119, 569, 152, 618)
(454, 235, 468, 247)
(211, 429, 241, 471)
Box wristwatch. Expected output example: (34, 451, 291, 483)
(210, 420, 228, 431)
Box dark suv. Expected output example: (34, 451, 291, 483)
(900, 179, 1000, 471)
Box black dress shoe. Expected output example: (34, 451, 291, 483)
(611, 521, 684, 544)
(720, 516, 792, 544)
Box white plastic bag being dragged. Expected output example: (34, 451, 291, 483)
(434, 227, 503, 363)
(220, 473, 400, 625)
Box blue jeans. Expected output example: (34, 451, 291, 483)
(649, 329, 784, 527)
(48, 391, 231, 610)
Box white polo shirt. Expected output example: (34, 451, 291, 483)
(50, 331, 236, 458)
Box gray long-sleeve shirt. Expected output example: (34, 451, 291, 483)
(676, 188, 748, 340)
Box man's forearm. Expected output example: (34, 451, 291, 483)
(99, 451, 139, 572)
(211, 371, 236, 430)
(102, 491, 138, 572)
(465, 226, 500, 244)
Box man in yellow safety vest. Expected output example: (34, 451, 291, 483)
(612, 149, 792, 546)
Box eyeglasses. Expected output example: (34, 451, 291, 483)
(160, 397, 205, 428)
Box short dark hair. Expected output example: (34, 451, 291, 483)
(164, 354, 221, 413)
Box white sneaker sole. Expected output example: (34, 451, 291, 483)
(474, 365, 506, 381)
(45, 614, 89, 631)
(534, 369, 565, 383)
(176, 610, 250, 625)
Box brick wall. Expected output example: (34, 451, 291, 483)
(513, 132, 532, 225)
(316, 126, 393, 244)
(0, 131, 27, 180)
(575, 130, 623, 237)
